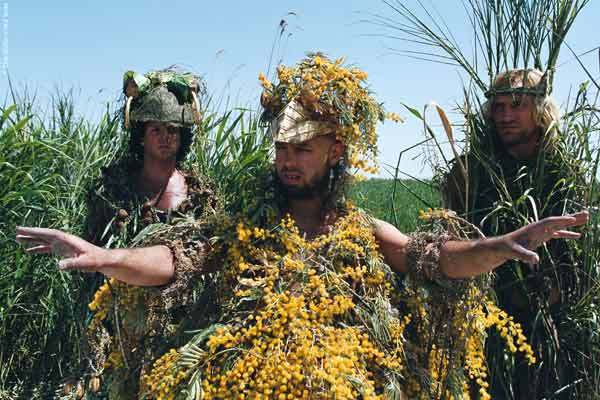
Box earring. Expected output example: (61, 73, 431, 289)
(329, 168, 335, 192)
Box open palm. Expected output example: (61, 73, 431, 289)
(16, 227, 105, 272)
(504, 211, 589, 265)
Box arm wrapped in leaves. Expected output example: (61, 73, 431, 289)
(134, 218, 218, 310)
(405, 209, 488, 296)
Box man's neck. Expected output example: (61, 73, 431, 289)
(287, 197, 327, 239)
(138, 158, 178, 195)
(507, 142, 539, 161)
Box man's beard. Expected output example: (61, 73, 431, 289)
(496, 126, 541, 149)
(277, 169, 332, 200)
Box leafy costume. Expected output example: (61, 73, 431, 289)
(79, 69, 224, 399)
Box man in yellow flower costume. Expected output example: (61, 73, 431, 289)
(17, 53, 588, 399)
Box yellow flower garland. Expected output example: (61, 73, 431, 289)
(260, 53, 401, 175)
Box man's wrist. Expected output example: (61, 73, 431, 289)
(97, 248, 125, 276)
(478, 235, 511, 268)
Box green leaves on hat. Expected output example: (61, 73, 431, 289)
(124, 69, 201, 104)
(122, 71, 150, 98)
(167, 75, 192, 104)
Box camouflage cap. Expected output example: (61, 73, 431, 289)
(129, 85, 196, 127)
(269, 100, 335, 144)
(123, 69, 203, 129)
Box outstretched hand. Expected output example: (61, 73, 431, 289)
(16, 227, 107, 272)
(501, 211, 589, 266)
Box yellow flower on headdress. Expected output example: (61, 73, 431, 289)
(258, 72, 271, 90)
(259, 52, 401, 175)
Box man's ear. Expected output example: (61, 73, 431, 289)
(328, 140, 345, 166)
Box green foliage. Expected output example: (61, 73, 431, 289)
(189, 107, 272, 214)
(0, 92, 122, 398)
(375, 0, 589, 92)
(375, 0, 600, 396)
(0, 91, 272, 397)
(348, 178, 440, 232)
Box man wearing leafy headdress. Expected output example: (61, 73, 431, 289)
(444, 68, 570, 218)
(75, 68, 223, 398)
(16, 54, 588, 399)
(443, 69, 590, 399)
(373, 1, 597, 396)
(85, 68, 219, 246)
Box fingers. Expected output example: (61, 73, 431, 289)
(571, 210, 590, 225)
(538, 211, 588, 239)
(540, 216, 577, 231)
(534, 213, 587, 239)
(545, 211, 589, 229)
(15, 235, 50, 246)
(16, 227, 64, 240)
(24, 245, 53, 254)
(552, 230, 581, 239)
(510, 243, 540, 266)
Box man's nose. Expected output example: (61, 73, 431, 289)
(158, 129, 175, 140)
(498, 109, 516, 123)
(282, 150, 297, 168)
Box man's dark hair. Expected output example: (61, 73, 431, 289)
(127, 121, 194, 165)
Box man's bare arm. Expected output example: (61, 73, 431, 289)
(438, 211, 588, 278)
(16, 227, 174, 286)
(375, 211, 588, 279)
(374, 219, 411, 274)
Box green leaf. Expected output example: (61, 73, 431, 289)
(167, 75, 191, 102)
(401, 102, 423, 120)
(133, 73, 150, 93)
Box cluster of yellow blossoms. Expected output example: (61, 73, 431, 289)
(141, 349, 187, 400)
(418, 207, 455, 222)
(139, 204, 536, 399)
(88, 279, 114, 331)
(259, 53, 401, 174)
(88, 277, 146, 370)
(400, 275, 535, 399)
(463, 302, 535, 400)
(143, 206, 409, 399)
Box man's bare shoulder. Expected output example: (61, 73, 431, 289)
(371, 218, 411, 274)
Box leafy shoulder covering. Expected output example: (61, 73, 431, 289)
(84, 157, 223, 247)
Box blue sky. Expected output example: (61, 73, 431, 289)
(3, 1, 599, 178)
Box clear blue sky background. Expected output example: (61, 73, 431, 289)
(3, 1, 599, 178)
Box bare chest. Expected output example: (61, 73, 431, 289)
(139, 172, 188, 211)
(155, 186, 188, 211)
